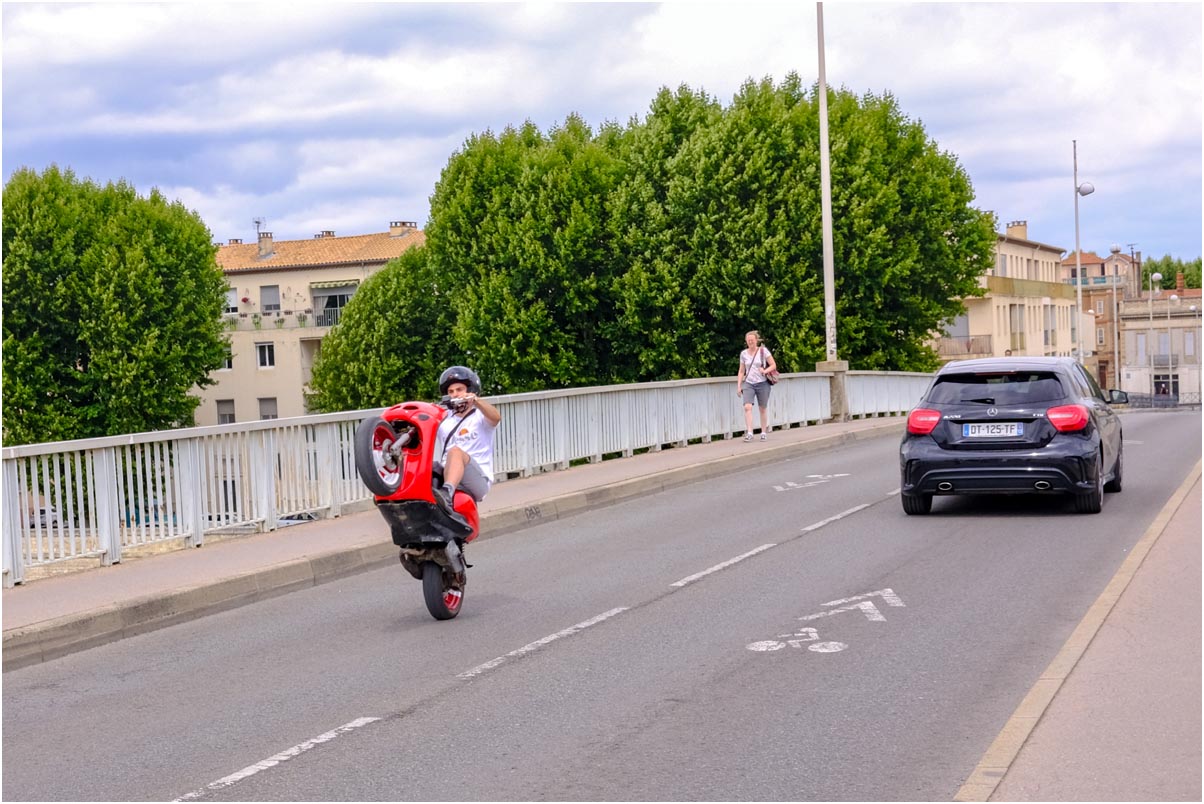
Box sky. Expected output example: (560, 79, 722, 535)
(3, 2, 1202, 262)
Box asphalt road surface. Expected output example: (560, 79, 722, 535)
(3, 410, 1199, 802)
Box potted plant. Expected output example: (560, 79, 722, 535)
(274, 316, 286, 328)
(251, 313, 262, 329)
(296, 312, 309, 327)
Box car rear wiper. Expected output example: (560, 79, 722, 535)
(963, 397, 996, 404)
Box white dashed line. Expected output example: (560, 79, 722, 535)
(800, 503, 871, 532)
(174, 717, 380, 801)
(457, 607, 629, 679)
(670, 544, 777, 587)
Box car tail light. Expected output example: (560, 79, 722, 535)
(907, 408, 942, 435)
(1047, 404, 1090, 432)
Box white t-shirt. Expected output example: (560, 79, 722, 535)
(437, 409, 497, 481)
(740, 347, 773, 384)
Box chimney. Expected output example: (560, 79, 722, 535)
(321, 230, 335, 238)
(257, 231, 274, 258)
(389, 220, 418, 236)
(1005, 220, 1028, 240)
(228, 238, 243, 245)
(1177, 272, 1186, 292)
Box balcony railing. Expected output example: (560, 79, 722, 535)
(223, 310, 339, 332)
(937, 334, 993, 357)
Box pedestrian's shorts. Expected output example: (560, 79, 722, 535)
(742, 381, 771, 408)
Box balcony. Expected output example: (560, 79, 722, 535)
(223, 309, 335, 333)
(937, 334, 993, 358)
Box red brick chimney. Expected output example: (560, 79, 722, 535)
(1177, 272, 1186, 292)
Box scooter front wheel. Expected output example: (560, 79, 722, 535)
(422, 560, 464, 620)
(354, 416, 403, 496)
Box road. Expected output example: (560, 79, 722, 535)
(3, 410, 1199, 802)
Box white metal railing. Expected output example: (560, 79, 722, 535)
(2, 371, 929, 584)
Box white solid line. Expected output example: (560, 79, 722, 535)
(670, 544, 777, 588)
(800, 503, 870, 532)
(457, 607, 629, 679)
(173, 717, 380, 801)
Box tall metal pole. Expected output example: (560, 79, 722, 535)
(1073, 140, 1085, 362)
(817, 2, 837, 362)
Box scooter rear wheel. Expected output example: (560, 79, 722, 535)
(422, 560, 464, 620)
(354, 416, 403, 496)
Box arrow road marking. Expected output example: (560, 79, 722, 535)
(773, 474, 851, 492)
(797, 588, 905, 623)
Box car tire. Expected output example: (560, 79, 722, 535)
(1104, 443, 1123, 493)
(901, 492, 933, 515)
(1074, 452, 1104, 514)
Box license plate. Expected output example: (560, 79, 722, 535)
(963, 422, 1023, 438)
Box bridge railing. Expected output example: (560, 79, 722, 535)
(2, 371, 928, 585)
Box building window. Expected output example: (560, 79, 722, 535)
(1186, 331, 1196, 357)
(259, 398, 278, 420)
(312, 283, 358, 327)
(1095, 300, 1105, 314)
(1097, 327, 1106, 346)
(221, 349, 233, 371)
(225, 288, 239, 314)
(217, 400, 235, 425)
(260, 285, 281, 312)
(257, 342, 275, 368)
(1137, 333, 1147, 363)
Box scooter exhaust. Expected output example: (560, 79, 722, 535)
(444, 539, 466, 575)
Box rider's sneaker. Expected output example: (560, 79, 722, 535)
(434, 483, 455, 512)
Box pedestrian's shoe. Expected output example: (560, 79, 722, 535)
(743, 433, 753, 442)
(760, 432, 768, 441)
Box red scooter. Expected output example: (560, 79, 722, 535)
(354, 398, 479, 620)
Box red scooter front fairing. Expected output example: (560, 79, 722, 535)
(353, 399, 481, 620)
(371, 400, 480, 545)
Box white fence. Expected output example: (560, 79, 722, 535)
(2, 371, 930, 585)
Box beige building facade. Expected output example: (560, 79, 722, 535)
(937, 221, 1077, 364)
(192, 222, 425, 426)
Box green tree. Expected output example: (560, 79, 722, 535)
(307, 246, 457, 411)
(2, 166, 229, 445)
(428, 116, 626, 393)
(1142, 254, 1202, 290)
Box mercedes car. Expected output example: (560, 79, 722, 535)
(899, 356, 1127, 515)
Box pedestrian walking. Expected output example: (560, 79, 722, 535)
(736, 330, 777, 441)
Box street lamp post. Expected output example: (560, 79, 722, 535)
(1192, 305, 1201, 402)
(1072, 140, 1094, 362)
(1168, 293, 1179, 397)
(1109, 244, 1121, 389)
(1148, 271, 1163, 394)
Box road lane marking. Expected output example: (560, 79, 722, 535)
(670, 544, 777, 587)
(173, 717, 380, 801)
(457, 607, 629, 679)
(800, 503, 871, 532)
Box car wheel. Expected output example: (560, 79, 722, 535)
(901, 492, 933, 515)
(1074, 451, 1104, 514)
(1104, 443, 1123, 493)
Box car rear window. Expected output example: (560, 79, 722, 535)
(927, 372, 1066, 405)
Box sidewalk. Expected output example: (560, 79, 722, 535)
(2, 416, 903, 670)
(959, 464, 1202, 802)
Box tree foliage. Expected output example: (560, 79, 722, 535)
(306, 246, 458, 410)
(309, 74, 998, 409)
(2, 166, 229, 445)
(1142, 254, 1202, 290)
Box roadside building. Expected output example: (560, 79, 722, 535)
(1061, 248, 1142, 389)
(192, 221, 425, 426)
(1117, 272, 1202, 399)
(936, 221, 1077, 364)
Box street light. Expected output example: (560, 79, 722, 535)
(1072, 140, 1094, 362)
(1192, 305, 1201, 402)
(1168, 293, 1179, 397)
(1148, 271, 1163, 393)
(1109, 244, 1121, 388)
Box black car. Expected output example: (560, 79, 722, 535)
(899, 356, 1127, 515)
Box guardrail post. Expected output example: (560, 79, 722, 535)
(3, 459, 24, 586)
(177, 439, 206, 547)
(817, 360, 850, 421)
(94, 448, 122, 565)
(250, 430, 278, 531)
(317, 424, 339, 518)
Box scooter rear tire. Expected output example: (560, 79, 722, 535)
(422, 560, 464, 620)
(354, 416, 403, 496)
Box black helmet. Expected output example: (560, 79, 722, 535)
(438, 365, 481, 395)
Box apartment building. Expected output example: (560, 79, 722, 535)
(1116, 273, 1202, 399)
(937, 221, 1077, 364)
(192, 221, 425, 426)
(1060, 248, 1142, 389)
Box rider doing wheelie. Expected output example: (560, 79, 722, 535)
(434, 366, 502, 513)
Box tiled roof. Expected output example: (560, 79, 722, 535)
(217, 228, 426, 273)
(1061, 250, 1106, 266)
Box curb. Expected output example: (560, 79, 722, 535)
(3, 420, 902, 671)
(952, 459, 1203, 801)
